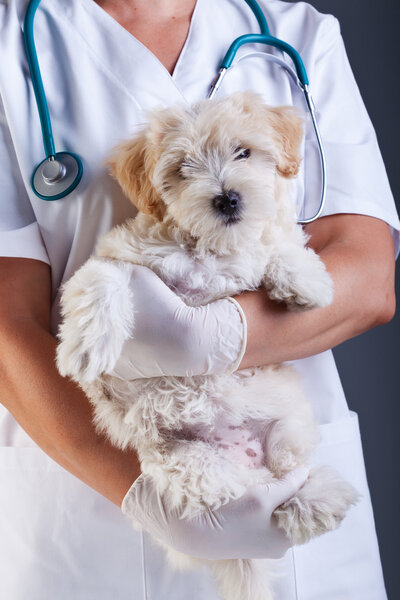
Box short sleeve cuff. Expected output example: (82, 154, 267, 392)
(320, 199, 400, 260)
(0, 222, 50, 264)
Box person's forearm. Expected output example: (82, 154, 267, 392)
(236, 217, 396, 369)
(0, 319, 140, 506)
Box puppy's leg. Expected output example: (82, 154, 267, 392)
(274, 465, 360, 544)
(56, 258, 134, 384)
(232, 364, 319, 476)
(262, 225, 333, 310)
(257, 371, 320, 477)
(262, 411, 320, 479)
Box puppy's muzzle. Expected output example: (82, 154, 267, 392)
(212, 191, 242, 224)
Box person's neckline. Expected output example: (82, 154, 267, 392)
(83, 0, 201, 81)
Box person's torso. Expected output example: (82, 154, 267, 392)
(0, 0, 349, 442)
(1, 5, 379, 600)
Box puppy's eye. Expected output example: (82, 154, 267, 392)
(234, 148, 251, 160)
(177, 166, 188, 179)
(178, 160, 197, 179)
(176, 164, 189, 180)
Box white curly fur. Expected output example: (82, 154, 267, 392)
(56, 259, 135, 383)
(56, 92, 359, 600)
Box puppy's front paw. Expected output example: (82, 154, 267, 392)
(288, 253, 333, 311)
(274, 465, 360, 544)
(56, 259, 134, 384)
(265, 248, 333, 311)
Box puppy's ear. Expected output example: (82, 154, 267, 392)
(108, 108, 187, 218)
(266, 106, 304, 178)
(107, 129, 165, 219)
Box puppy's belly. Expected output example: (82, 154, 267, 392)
(210, 424, 264, 469)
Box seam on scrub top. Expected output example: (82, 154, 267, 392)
(170, 0, 201, 83)
(140, 530, 148, 600)
(53, 7, 144, 113)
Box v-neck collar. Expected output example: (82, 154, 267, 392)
(49, 0, 204, 109)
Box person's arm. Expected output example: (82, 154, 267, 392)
(0, 255, 309, 561)
(236, 213, 396, 370)
(0, 257, 140, 506)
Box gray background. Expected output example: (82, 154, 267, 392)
(286, 0, 399, 597)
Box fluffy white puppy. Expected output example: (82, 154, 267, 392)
(56, 92, 359, 600)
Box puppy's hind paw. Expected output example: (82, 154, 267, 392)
(274, 465, 360, 544)
(56, 258, 135, 384)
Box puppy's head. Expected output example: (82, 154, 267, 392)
(108, 91, 303, 253)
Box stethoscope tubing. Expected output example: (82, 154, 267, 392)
(23, 0, 55, 159)
(220, 34, 309, 87)
(209, 59, 326, 225)
(300, 87, 327, 224)
(243, 0, 270, 35)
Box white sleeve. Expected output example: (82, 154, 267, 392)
(299, 16, 400, 257)
(0, 93, 49, 264)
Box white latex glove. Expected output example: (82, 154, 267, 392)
(110, 264, 247, 380)
(121, 468, 309, 560)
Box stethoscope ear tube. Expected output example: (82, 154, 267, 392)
(297, 86, 327, 224)
(24, 0, 83, 200)
(220, 33, 309, 88)
(208, 0, 327, 224)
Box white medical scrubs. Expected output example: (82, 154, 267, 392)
(0, 0, 399, 598)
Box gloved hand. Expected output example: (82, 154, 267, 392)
(121, 467, 309, 560)
(110, 264, 247, 380)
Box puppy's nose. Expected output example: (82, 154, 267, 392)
(212, 191, 241, 216)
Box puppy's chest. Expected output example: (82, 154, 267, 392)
(97, 218, 267, 305)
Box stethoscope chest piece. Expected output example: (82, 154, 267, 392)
(32, 152, 83, 201)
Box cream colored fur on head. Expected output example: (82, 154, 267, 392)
(56, 91, 359, 600)
(107, 91, 304, 255)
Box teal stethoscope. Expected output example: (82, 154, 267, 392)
(23, 0, 326, 224)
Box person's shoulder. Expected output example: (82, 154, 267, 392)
(256, 0, 334, 22)
(251, 0, 341, 58)
(255, 0, 340, 42)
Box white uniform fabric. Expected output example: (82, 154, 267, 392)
(0, 0, 398, 598)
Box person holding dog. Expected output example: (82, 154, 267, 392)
(0, 0, 398, 598)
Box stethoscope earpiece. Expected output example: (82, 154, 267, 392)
(32, 152, 83, 201)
